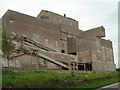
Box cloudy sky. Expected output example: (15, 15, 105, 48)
(0, 0, 119, 68)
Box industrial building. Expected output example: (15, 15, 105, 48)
(0, 10, 116, 72)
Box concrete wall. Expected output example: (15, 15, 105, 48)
(77, 26, 105, 39)
(76, 39, 97, 52)
(67, 38, 76, 53)
(60, 23, 78, 35)
(101, 39, 112, 49)
(77, 51, 92, 63)
(107, 62, 116, 71)
(2, 59, 22, 68)
(38, 48, 78, 64)
(2, 10, 61, 52)
(77, 48, 115, 72)
(37, 10, 79, 28)
(92, 60, 107, 72)
(92, 60, 116, 72)
(67, 37, 101, 53)
(60, 32, 67, 41)
(16, 55, 61, 70)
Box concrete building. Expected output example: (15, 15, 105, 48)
(0, 10, 116, 72)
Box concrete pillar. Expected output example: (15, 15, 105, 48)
(68, 62, 72, 70)
(29, 54, 32, 69)
(84, 63, 86, 71)
(36, 54, 39, 70)
(73, 62, 75, 71)
(76, 62, 78, 70)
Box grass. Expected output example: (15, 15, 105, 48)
(67, 77, 118, 88)
(2, 69, 119, 88)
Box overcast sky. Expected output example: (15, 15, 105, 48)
(0, 0, 119, 68)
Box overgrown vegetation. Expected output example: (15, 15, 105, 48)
(2, 69, 119, 88)
(2, 24, 15, 73)
(67, 77, 118, 88)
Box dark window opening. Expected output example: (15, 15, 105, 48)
(61, 50, 65, 53)
(75, 68, 77, 70)
(40, 15, 44, 19)
(68, 52, 76, 55)
(78, 63, 84, 70)
(10, 19, 14, 24)
(85, 63, 92, 71)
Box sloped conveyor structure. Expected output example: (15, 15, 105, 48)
(12, 49, 69, 69)
(36, 52, 69, 69)
(12, 34, 69, 70)
(21, 35, 57, 52)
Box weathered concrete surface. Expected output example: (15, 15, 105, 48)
(2, 58, 22, 68)
(37, 10, 79, 28)
(77, 26, 105, 39)
(2, 10, 61, 52)
(1, 10, 116, 72)
(92, 60, 107, 72)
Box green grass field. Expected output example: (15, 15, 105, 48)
(2, 69, 119, 88)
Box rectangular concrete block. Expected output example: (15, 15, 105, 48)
(85, 51, 91, 62)
(60, 23, 78, 35)
(92, 60, 105, 72)
(101, 47, 106, 60)
(97, 50, 102, 60)
(17, 55, 37, 67)
(107, 62, 116, 71)
(103, 61, 109, 72)
(47, 62, 61, 70)
(60, 32, 67, 40)
(67, 38, 76, 53)
(78, 51, 92, 63)
(105, 48, 110, 61)
(77, 52, 82, 62)
(91, 50, 97, 61)
(110, 49, 114, 62)
(82, 52, 88, 63)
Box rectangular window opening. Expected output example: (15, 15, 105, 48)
(61, 50, 65, 53)
(10, 19, 14, 24)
